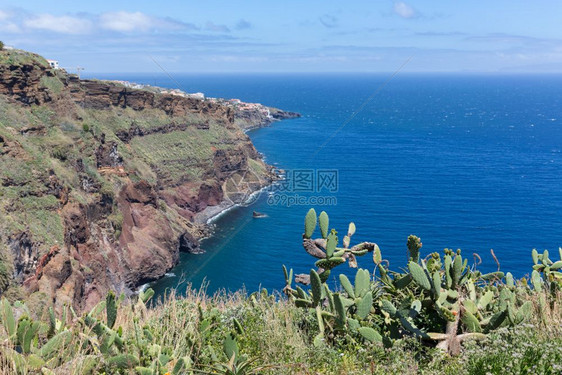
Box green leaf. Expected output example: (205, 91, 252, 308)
(487, 309, 508, 331)
(106, 354, 139, 369)
(348, 222, 356, 236)
(354, 269, 370, 297)
(432, 271, 441, 299)
(26, 354, 45, 371)
(505, 272, 514, 288)
(21, 320, 41, 354)
(1, 298, 16, 337)
(106, 291, 117, 329)
(310, 269, 322, 307)
(319, 269, 331, 283)
(48, 307, 56, 337)
(319, 211, 329, 239)
(304, 208, 317, 239)
(444, 255, 453, 288)
(223, 333, 239, 360)
(464, 299, 478, 315)
(408, 262, 431, 291)
(515, 301, 533, 324)
(399, 316, 429, 338)
(356, 292, 372, 320)
(100, 330, 117, 355)
(394, 274, 412, 289)
(358, 327, 382, 343)
(294, 299, 312, 308)
(339, 274, 355, 298)
(452, 255, 462, 287)
(531, 249, 539, 265)
(542, 250, 550, 265)
(40, 330, 72, 360)
(135, 367, 153, 375)
(531, 270, 542, 292)
(233, 318, 244, 335)
(333, 293, 346, 329)
(315, 257, 345, 270)
(140, 288, 155, 304)
(172, 357, 191, 375)
(315, 306, 325, 333)
(381, 300, 397, 317)
(326, 232, 337, 258)
(372, 244, 382, 264)
(313, 333, 324, 347)
(481, 271, 505, 281)
(282, 265, 289, 283)
(478, 290, 494, 310)
(461, 310, 481, 332)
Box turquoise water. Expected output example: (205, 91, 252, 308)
(90, 73, 562, 298)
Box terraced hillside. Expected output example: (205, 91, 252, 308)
(0, 49, 297, 312)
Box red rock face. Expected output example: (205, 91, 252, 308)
(0, 54, 282, 312)
(65, 77, 235, 124)
(118, 181, 178, 287)
(0, 63, 52, 105)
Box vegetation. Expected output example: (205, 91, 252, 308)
(285, 209, 561, 355)
(0, 49, 49, 68)
(0, 41, 4, 51)
(0, 209, 560, 374)
(0, 61, 269, 297)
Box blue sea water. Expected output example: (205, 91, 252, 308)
(89, 73, 562, 298)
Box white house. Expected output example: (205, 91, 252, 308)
(46, 59, 59, 69)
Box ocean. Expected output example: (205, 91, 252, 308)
(88, 73, 562, 298)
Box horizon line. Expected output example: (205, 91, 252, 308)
(83, 71, 562, 76)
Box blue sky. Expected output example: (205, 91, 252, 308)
(1, 1, 561, 73)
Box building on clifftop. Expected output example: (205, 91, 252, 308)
(46, 59, 59, 69)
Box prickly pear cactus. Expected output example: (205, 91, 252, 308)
(287, 209, 553, 355)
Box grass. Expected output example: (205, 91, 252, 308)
(0, 49, 49, 68)
(0, 287, 559, 375)
(39, 76, 64, 96)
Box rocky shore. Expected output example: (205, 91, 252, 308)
(0, 48, 299, 312)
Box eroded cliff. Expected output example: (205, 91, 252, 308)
(0, 49, 298, 312)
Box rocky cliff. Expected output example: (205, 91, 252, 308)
(0, 49, 298, 312)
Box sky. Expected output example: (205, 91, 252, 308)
(0, 1, 561, 74)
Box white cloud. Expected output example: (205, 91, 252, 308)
(393, 2, 417, 19)
(99, 11, 194, 33)
(13, 11, 195, 35)
(24, 14, 93, 34)
(100, 11, 152, 32)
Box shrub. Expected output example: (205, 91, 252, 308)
(51, 145, 69, 161)
(283, 209, 560, 356)
(0, 258, 10, 294)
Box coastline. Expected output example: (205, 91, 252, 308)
(194, 183, 273, 225)
(142, 131, 283, 295)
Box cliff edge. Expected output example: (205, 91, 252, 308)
(0, 49, 299, 312)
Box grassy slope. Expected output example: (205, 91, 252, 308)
(0, 288, 560, 375)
